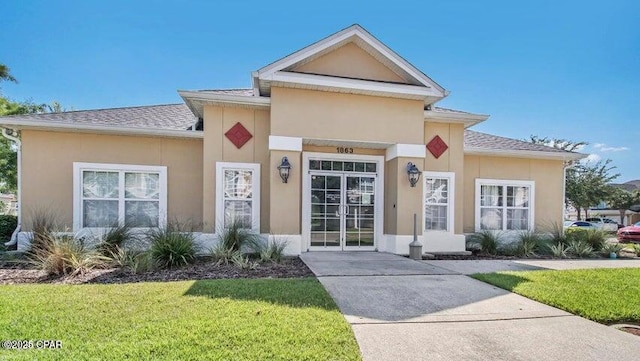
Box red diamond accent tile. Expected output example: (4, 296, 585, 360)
(225, 122, 253, 149)
(427, 135, 448, 159)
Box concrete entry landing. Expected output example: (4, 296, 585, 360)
(300, 251, 454, 276)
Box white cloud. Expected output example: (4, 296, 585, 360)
(592, 143, 628, 152)
(582, 153, 602, 164)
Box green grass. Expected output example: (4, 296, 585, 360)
(472, 268, 640, 324)
(0, 278, 361, 361)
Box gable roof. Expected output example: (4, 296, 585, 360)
(253, 24, 447, 101)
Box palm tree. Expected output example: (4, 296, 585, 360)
(0, 64, 17, 83)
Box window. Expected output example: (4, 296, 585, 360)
(475, 179, 534, 231)
(423, 172, 454, 233)
(216, 162, 260, 232)
(73, 163, 167, 230)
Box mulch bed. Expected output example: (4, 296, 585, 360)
(0, 257, 314, 285)
(621, 327, 640, 337)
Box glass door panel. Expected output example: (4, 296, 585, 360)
(345, 176, 375, 248)
(310, 174, 342, 248)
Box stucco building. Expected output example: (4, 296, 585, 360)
(0, 25, 583, 254)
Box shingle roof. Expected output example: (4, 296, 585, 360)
(0, 103, 196, 131)
(0, 98, 580, 158)
(464, 130, 571, 154)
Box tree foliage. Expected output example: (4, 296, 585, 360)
(606, 187, 640, 226)
(566, 159, 620, 219)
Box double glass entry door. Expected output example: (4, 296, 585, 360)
(310, 173, 376, 250)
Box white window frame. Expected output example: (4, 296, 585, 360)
(215, 162, 261, 233)
(73, 162, 168, 231)
(423, 171, 455, 234)
(474, 178, 535, 232)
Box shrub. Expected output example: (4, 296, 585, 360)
(633, 244, 640, 257)
(260, 238, 288, 263)
(583, 229, 607, 251)
(566, 228, 607, 251)
(108, 247, 155, 274)
(95, 223, 136, 257)
(548, 222, 568, 245)
(0, 215, 17, 242)
(601, 243, 624, 257)
(231, 252, 259, 270)
(210, 243, 241, 265)
(468, 230, 501, 255)
(148, 224, 198, 269)
(548, 242, 570, 258)
(516, 232, 551, 257)
(567, 240, 594, 258)
(28, 234, 108, 276)
(217, 219, 262, 253)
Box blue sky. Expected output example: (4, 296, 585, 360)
(1, 0, 639, 181)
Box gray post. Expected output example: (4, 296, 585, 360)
(409, 213, 423, 260)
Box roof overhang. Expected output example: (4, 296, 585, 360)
(424, 110, 489, 128)
(266, 71, 443, 102)
(464, 147, 587, 161)
(178, 90, 271, 118)
(0, 121, 203, 139)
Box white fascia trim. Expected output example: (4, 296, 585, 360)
(178, 90, 271, 108)
(0, 120, 204, 139)
(424, 110, 489, 128)
(257, 25, 445, 94)
(269, 71, 441, 99)
(73, 162, 168, 232)
(215, 162, 261, 233)
(423, 171, 455, 234)
(474, 178, 535, 232)
(269, 136, 302, 152)
(464, 147, 586, 161)
(386, 144, 426, 160)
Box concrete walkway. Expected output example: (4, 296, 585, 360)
(423, 258, 640, 275)
(300, 252, 640, 361)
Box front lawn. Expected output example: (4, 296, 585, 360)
(472, 268, 640, 324)
(0, 278, 361, 360)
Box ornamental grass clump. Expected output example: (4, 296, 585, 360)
(28, 233, 108, 276)
(567, 239, 594, 258)
(216, 219, 263, 253)
(148, 224, 198, 269)
(96, 223, 137, 257)
(548, 242, 570, 258)
(260, 238, 289, 263)
(468, 230, 501, 255)
(600, 243, 624, 257)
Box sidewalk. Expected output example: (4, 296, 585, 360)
(301, 252, 640, 361)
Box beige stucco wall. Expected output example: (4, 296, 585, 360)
(269, 150, 301, 234)
(21, 130, 203, 231)
(292, 42, 408, 83)
(202, 105, 271, 232)
(385, 156, 424, 235)
(270, 87, 425, 144)
(463, 155, 565, 233)
(424, 122, 465, 234)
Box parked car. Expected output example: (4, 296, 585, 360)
(563, 220, 598, 230)
(617, 221, 640, 243)
(585, 217, 621, 232)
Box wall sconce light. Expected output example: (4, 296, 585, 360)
(406, 162, 421, 187)
(277, 156, 291, 183)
